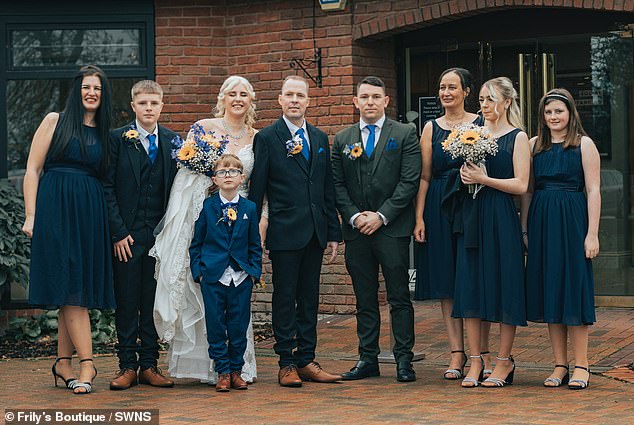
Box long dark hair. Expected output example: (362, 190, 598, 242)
(535, 88, 587, 154)
(48, 65, 112, 174)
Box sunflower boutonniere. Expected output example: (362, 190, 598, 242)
(217, 204, 238, 226)
(122, 125, 141, 151)
(285, 134, 303, 157)
(342, 141, 363, 160)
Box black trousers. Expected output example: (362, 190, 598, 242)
(345, 232, 414, 364)
(269, 235, 323, 368)
(113, 227, 160, 370)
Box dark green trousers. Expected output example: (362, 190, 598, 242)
(345, 232, 414, 364)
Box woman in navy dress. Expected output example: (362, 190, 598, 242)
(413, 68, 494, 380)
(521, 89, 600, 390)
(455, 77, 530, 387)
(23, 65, 115, 394)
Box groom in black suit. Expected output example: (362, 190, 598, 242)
(249, 75, 342, 387)
(103, 80, 176, 390)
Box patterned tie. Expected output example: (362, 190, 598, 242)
(147, 133, 158, 164)
(365, 124, 376, 157)
(296, 128, 310, 161)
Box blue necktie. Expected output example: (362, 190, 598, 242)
(296, 128, 310, 161)
(147, 133, 158, 164)
(221, 201, 238, 210)
(365, 125, 376, 157)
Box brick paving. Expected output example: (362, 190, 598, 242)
(1, 302, 633, 424)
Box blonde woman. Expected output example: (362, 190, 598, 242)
(152, 76, 263, 384)
(453, 77, 530, 388)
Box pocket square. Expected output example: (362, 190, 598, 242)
(318, 147, 325, 154)
(385, 138, 398, 151)
(243, 213, 248, 219)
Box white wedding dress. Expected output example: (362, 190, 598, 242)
(151, 145, 257, 383)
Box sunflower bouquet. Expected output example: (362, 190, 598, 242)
(441, 123, 498, 195)
(171, 123, 230, 176)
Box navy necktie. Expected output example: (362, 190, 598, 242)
(147, 133, 158, 164)
(365, 125, 376, 157)
(296, 128, 310, 161)
(221, 201, 238, 210)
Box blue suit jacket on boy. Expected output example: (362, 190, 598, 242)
(190, 193, 262, 284)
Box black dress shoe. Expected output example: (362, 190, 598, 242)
(396, 362, 416, 382)
(341, 360, 380, 380)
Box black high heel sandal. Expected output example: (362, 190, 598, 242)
(482, 355, 515, 387)
(568, 365, 590, 390)
(52, 357, 77, 389)
(461, 355, 484, 388)
(444, 350, 468, 380)
(544, 364, 569, 387)
(73, 359, 98, 395)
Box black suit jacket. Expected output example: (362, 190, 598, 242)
(103, 122, 178, 243)
(249, 117, 342, 250)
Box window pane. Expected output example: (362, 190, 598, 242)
(11, 29, 141, 68)
(7, 78, 136, 175)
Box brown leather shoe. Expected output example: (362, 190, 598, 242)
(216, 373, 231, 392)
(278, 365, 302, 387)
(297, 361, 342, 383)
(230, 371, 248, 390)
(110, 368, 138, 390)
(138, 366, 174, 388)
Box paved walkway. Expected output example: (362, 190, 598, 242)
(1, 302, 633, 425)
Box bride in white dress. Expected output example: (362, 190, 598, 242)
(152, 76, 265, 383)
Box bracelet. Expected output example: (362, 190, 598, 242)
(522, 231, 528, 236)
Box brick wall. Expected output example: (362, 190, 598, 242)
(154, 0, 633, 317)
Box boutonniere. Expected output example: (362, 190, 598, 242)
(122, 124, 141, 151)
(385, 138, 398, 152)
(286, 134, 303, 157)
(217, 204, 238, 226)
(342, 141, 363, 160)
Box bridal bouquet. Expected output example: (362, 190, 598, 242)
(441, 123, 498, 195)
(171, 123, 230, 176)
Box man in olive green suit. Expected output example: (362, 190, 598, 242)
(332, 76, 421, 382)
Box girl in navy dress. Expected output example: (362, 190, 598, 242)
(455, 77, 530, 387)
(413, 68, 493, 380)
(521, 89, 600, 390)
(23, 65, 115, 394)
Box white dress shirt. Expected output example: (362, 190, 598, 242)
(283, 115, 310, 151)
(135, 120, 159, 154)
(350, 114, 389, 228)
(218, 193, 248, 287)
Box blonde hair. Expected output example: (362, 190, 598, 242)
(214, 153, 243, 172)
(481, 77, 523, 130)
(214, 76, 257, 129)
(131, 80, 163, 99)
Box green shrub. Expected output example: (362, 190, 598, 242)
(0, 179, 30, 291)
(3, 309, 116, 344)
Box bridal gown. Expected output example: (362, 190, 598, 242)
(152, 144, 257, 383)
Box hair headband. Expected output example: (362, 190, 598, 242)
(544, 93, 570, 104)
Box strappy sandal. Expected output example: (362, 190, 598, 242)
(481, 351, 493, 379)
(52, 357, 78, 389)
(444, 350, 467, 380)
(461, 355, 484, 388)
(482, 355, 515, 387)
(568, 365, 590, 390)
(544, 364, 569, 387)
(73, 359, 98, 395)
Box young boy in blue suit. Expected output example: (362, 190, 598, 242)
(190, 154, 262, 392)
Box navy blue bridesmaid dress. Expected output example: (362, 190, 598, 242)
(415, 117, 482, 300)
(29, 124, 116, 310)
(526, 143, 595, 325)
(452, 129, 527, 326)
